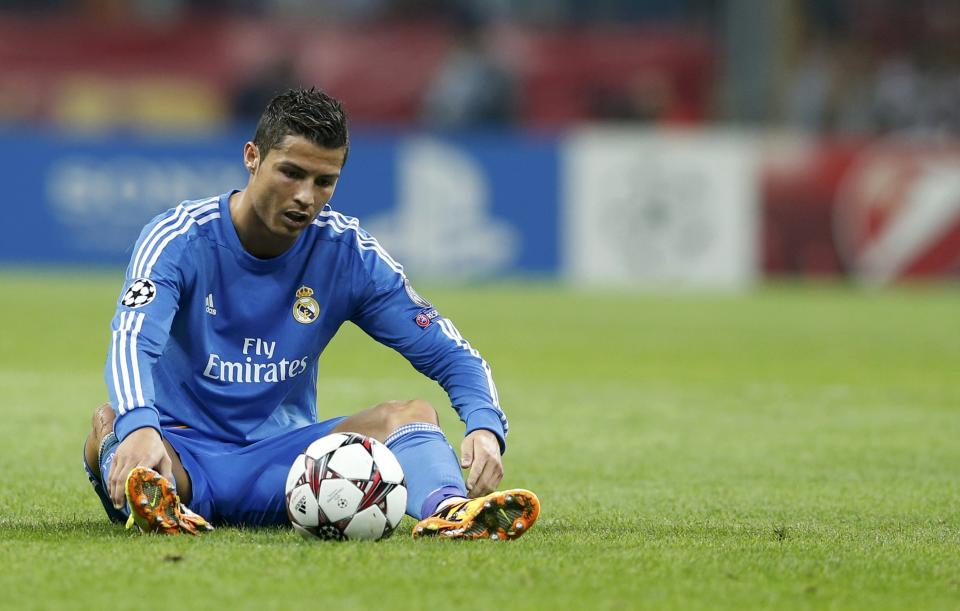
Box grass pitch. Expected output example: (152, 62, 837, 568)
(0, 270, 957, 610)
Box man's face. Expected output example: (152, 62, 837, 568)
(243, 134, 345, 242)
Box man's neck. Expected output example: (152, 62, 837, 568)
(228, 191, 294, 259)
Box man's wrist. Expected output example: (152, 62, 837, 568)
(114, 408, 162, 442)
(464, 408, 506, 453)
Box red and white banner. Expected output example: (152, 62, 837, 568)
(762, 136, 960, 283)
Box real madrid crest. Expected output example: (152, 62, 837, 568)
(292, 285, 320, 324)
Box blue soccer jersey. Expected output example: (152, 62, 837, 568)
(104, 192, 508, 451)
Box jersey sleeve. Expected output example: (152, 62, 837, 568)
(348, 238, 509, 452)
(105, 214, 193, 442)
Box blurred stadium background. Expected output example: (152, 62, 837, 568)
(2, 4, 959, 609)
(4, 0, 960, 287)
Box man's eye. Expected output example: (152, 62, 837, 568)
(281, 168, 300, 178)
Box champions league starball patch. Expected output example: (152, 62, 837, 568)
(121, 278, 157, 308)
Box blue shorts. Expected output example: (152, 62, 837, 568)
(162, 416, 346, 526)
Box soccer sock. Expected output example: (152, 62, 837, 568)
(384, 423, 467, 519)
(86, 432, 130, 522)
(434, 495, 469, 513)
(82, 445, 125, 524)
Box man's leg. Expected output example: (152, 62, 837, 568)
(330, 399, 467, 519)
(83, 403, 193, 504)
(82, 403, 209, 534)
(82, 403, 127, 523)
(330, 399, 539, 540)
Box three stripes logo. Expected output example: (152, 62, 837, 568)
(205, 294, 217, 316)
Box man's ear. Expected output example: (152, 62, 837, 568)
(243, 142, 260, 173)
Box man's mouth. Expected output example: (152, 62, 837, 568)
(282, 210, 311, 225)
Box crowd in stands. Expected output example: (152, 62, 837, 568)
(784, 0, 960, 137)
(2, 0, 960, 135)
(9, 0, 713, 25)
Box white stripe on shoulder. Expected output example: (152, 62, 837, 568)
(132, 203, 188, 278)
(322, 210, 401, 266)
(132, 198, 218, 278)
(313, 210, 404, 274)
(132, 198, 216, 278)
(142, 208, 219, 279)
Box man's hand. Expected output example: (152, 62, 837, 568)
(107, 427, 174, 509)
(460, 429, 503, 497)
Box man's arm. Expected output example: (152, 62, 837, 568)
(351, 275, 509, 496)
(103, 204, 200, 506)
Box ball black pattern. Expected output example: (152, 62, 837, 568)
(314, 524, 346, 541)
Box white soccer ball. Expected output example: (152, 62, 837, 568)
(285, 432, 407, 541)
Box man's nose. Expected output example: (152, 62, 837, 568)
(293, 183, 315, 208)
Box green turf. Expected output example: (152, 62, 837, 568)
(0, 270, 958, 610)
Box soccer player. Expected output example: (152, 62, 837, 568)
(81, 88, 539, 540)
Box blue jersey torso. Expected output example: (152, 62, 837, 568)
(105, 192, 508, 449)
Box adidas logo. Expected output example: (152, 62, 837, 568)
(205, 293, 217, 316)
(295, 496, 308, 514)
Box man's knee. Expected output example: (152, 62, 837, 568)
(379, 399, 439, 430)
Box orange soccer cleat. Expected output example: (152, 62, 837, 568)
(412, 489, 540, 541)
(124, 467, 213, 536)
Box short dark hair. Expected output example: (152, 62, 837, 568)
(253, 87, 349, 164)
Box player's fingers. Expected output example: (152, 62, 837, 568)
(476, 444, 504, 495)
(465, 453, 487, 493)
(157, 453, 175, 488)
(108, 457, 129, 508)
(487, 456, 504, 489)
(108, 457, 120, 506)
(473, 457, 503, 497)
(460, 438, 474, 469)
(469, 464, 493, 497)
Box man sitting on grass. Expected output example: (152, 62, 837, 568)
(81, 87, 539, 540)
